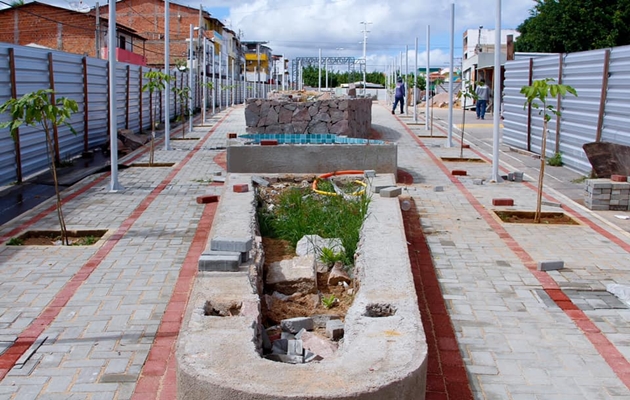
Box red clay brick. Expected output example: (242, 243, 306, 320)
(492, 198, 514, 206)
(233, 183, 249, 193)
(196, 195, 219, 204)
(611, 174, 628, 182)
(451, 170, 467, 176)
(462, 144, 470, 149)
(227, 133, 237, 139)
(260, 140, 278, 146)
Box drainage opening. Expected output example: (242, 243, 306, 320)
(204, 301, 241, 316)
(364, 303, 397, 317)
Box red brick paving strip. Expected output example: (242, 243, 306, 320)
(0, 110, 233, 381)
(402, 197, 474, 400)
(132, 202, 217, 400)
(397, 109, 630, 390)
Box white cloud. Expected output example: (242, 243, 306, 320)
(19, 0, 533, 72)
(215, 0, 531, 71)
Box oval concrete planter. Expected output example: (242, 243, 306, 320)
(176, 173, 428, 399)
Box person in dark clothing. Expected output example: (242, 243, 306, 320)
(392, 77, 405, 115)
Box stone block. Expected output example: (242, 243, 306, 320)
(287, 339, 303, 356)
(507, 172, 514, 181)
(611, 175, 628, 182)
(264, 354, 304, 364)
(310, 314, 341, 329)
(326, 319, 345, 341)
(371, 185, 391, 194)
(452, 170, 467, 176)
(198, 251, 241, 272)
(266, 255, 317, 295)
(364, 170, 376, 178)
(537, 260, 564, 271)
(281, 317, 315, 334)
(434, 186, 444, 192)
(196, 195, 219, 204)
(210, 237, 253, 253)
(513, 172, 524, 182)
(233, 183, 249, 193)
(300, 330, 339, 359)
(473, 179, 483, 185)
(212, 176, 226, 183)
(252, 176, 270, 187)
(295, 235, 344, 257)
(380, 187, 402, 198)
(541, 200, 562, 208)
(492, 198, 514, 206)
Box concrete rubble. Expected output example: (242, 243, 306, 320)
(264, 317, 344, 364)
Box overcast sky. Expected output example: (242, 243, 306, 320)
(18, 0, 533, 72)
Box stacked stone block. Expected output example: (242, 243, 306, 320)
(585, 178, 630, 211)
(244, 98, 372, 138)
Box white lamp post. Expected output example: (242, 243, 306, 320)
(108, 0, 122, 190)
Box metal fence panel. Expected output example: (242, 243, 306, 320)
(504, 46, 630, 175)
(602, 45, 630, 147)
(0, 46, 16, 184)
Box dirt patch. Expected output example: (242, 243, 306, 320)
(494, 210, 579, 225)
(261, 236, 356, 329)
(9, 229, 107, 246)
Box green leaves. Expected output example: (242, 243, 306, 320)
(142, 71, 171, 94)
(521, 78, 578, 121)
(0, 89, 79, 139)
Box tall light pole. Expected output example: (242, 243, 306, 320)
(188, 24, 197, 133)
(360, 21, 371, 96)
(414, 37, 418, 122)
(108, 0, 122, 191)
(426, 25, 431, 131)
(164, 0, 171, 150)
(446, 2, 455, 147)
(405, 44, 409, 114)
(491, 0, 503, 182)
(318, 48, 322, 92)
(202, 36, 207, 124)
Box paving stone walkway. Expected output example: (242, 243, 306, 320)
(0, 103, 628, 400)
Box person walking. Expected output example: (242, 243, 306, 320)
(392, 77, 405, 115)
(475, 79, 490, 120)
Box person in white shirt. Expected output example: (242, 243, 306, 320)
(475, 79, 490, 120)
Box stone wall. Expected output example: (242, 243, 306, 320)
(244, 98, 372, 137)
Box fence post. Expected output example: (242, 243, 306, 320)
(555, 53, 564, 154)
(139, 67, 143, 132)
(125, 65, 130, 129)
(526, 57, 533, 152)
(595, 49, 611, 143)
(8, 48, 22, 183)
(47, 52, 61, 163)
(82, 57, 89, 153)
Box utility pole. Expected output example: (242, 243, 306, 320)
(164, 0, 170, 149)
(256, 43, 260, 97)
(360, 21, 371, 96)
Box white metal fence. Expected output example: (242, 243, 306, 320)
(503, 45, 630, 174)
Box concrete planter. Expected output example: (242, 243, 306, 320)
(176, 174, 428, 400)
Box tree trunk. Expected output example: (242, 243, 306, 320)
(534, 118, 548, 223)
(460, 96, 466, 159)
(45, 124, 69, 245)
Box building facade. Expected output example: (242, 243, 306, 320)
(0, 2, 146, 65)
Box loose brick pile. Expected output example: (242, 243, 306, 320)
(585, 178, 630, 211)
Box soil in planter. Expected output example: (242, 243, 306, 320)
(9, 229, 107, 246)
(261, 237, 356, 332)
(441, 157, 486, 163)
(129, 162, 176, 167)
(494, 210, 579, 225)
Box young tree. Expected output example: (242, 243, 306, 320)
(172, 85, 191, 138)
(520, 78, 577, 223)
(457, 81, 479, 158)
(141, 71, 171, 165)
(0, 89, 78, 244)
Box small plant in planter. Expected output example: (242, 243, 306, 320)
(521, 78, 577, 223)
(0, 89, 78, 245)
(142, 71, 171, 165)
(319, 247, 345, 269)
(321, 294, 338, 309)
